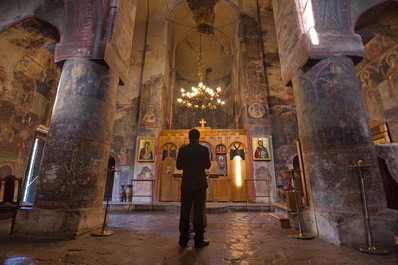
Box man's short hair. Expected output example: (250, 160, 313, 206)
(189, 129, 200, 140)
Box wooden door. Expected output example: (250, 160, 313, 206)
(159, 157, 178, 201)
(213, 177, 231, 201)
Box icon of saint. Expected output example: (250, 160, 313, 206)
(217, 156, 225, 171)
(254, 140, 269, 159)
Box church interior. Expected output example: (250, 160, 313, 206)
(0, 0, 398, 264)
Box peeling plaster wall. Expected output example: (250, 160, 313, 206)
(258, 0, 299, 201)
(356, 35, 398, 141)
(237, 0, 276, 203)
(110, 0, 147, 201)
(0, 19, 61, 190)
(133, 0, 169, 203)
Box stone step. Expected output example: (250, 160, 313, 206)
(269, 212, 290, 228)
(107, 202, 273, 213)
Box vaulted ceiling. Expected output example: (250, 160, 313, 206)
(168, 0, 239, 81)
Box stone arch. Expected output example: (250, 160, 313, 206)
(354, 1, 398, 43)
(0, 0, 64, 36)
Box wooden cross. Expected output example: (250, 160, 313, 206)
(199, 119, 207, 127)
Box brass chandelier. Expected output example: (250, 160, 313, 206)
(177, 33, 225, 110)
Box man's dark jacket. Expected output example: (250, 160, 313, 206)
(176, 141, 211, 190)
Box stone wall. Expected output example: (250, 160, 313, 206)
(110, 0, 146, 201)
(0, 19, 60, 193)
(258, 0, 299, 200)
(356, 35, 398, 141)
(375, 143, 398, 184)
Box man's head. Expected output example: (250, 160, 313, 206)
(189, 129, 200, 141)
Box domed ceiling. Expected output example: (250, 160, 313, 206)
(168, 0, 238, 81)
(175, 31, 231, 81)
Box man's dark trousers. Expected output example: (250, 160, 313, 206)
(176, 138, 211, 245)
(179, 188, 206, 244)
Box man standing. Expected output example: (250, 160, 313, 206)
(176, 129, 211, 248)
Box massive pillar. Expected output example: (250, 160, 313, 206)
(14, 0, 136, 237)
(292, 57, 397, 245)
(14, 59, 118, 237)
(272, 0, 398, 246)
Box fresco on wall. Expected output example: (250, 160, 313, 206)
(0, 19, 60, 180)
(356, 34, 398, 141)
(272, 0, 307, 84)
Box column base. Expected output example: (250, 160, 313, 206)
(304, 208, 398, 247)
(13, 207, 105, 239)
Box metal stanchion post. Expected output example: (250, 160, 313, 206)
(349, 160, 389, 255)
(281, 169, 314, 240)
(92, 167, 120, 237)
(92, 195, 113, 236)
(244, 179, 272, 212)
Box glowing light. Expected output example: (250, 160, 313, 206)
(300, 0, 319, 46)
(235, 156, 242, 187)
(23, 138, 39, 202)
(309, 28, 319, 45)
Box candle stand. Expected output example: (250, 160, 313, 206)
(348, 160, 389, 255)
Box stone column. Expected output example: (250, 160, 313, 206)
(14, 59, 118, 237)
(292, 57, 396, 245)
(238, 2, 275, 204)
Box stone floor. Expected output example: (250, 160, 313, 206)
(0, 212, 396, 264)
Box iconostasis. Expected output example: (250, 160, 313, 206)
(157, 127, 250, 202)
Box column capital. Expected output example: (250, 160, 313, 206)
(273, 0, 364, 85)
(55, 0, 136, 84)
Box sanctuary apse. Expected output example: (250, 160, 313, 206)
(0, 0, 397, 254)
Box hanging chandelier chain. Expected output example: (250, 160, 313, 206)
(198, 32, 204, 82)
(176, 21, 225, 110)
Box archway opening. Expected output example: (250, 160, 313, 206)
(104, 157, 116, 201)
